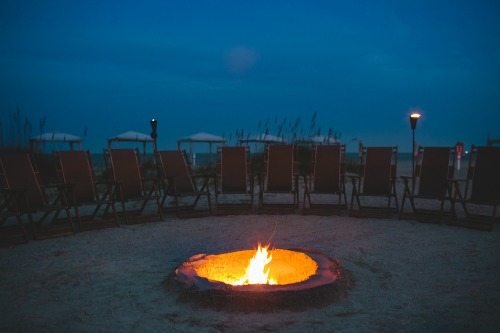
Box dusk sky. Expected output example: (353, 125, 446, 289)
(1, 0, 499, 152)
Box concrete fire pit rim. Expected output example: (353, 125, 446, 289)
(174, 248, 341, 293)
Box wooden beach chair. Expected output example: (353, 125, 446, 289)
(105, 149, 162, 223)
(303, 144, 347, 214)
(55, 150, 119, 230)
(453, 146, 500, 230)
(0, 152, 74, 240)
(259, 145, 299, 211)
(399, 147, 455, 222)
(215, 146, 254, 213)
(350, 146, 399, 216)
(156, 150, 212, 216)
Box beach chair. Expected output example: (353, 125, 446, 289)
(259, 145, 299, 210)
(54, 150, 119, 229)
(399, 147, 455, 221)
(215, 146, 254, 212)
(453, 146, 500, 230)
(0, 152, 74, 240)
(303, 144, 347, 214)
(105, 149, 162, 223)
(156, 150, 212, 215)
(350, 146, 399, 216)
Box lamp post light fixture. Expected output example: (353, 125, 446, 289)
(409, 112, 422, 186)
(150, 118, 158, 153)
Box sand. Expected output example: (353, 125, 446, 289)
(1, 211, 499, 332)
(1, 160, 499, 332)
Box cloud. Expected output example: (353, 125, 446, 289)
(226, 46, 259, 75)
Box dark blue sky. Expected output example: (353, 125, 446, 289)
(1, 0, 499, 152)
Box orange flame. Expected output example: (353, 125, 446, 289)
(234, 243, 277, 285)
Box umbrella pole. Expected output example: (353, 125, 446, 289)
(209, 143, 212, 165)
(190, 142, 194, 166)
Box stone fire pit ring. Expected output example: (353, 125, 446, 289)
(169, 248, 351, 312)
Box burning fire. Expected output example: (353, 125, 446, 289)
(191, 243, 319, 286)
(234, 244, 277, 285)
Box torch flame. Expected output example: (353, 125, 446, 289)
(234, 243, 277, 285)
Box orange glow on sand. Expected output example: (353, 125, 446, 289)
(192, 243, 318, 286)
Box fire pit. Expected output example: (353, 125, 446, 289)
(171, 244, 350, 311)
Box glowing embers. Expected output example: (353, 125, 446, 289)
(192, 244, 318, 286)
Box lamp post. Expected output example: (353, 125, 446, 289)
(409, 112, 421, 186)
(150, 118, 158, 154)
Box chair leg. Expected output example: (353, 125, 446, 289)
(392, 182, 399, 213)
(160, 193, 168, 208)
(91, 202, 103, 220)
(492, 205, 497, 225)
(399, 191, 407, 219)
(120, 200, 127, 224)
(337, 192, 342, 215)
(74, 206, 82, 230)
(27, 212, 37, 240)
(110, 201, 120, 227)
(65, 208, 75, 233)
(350, 189, 355, 211)
(155, 188, 163, 220)
(174, 194, 180, 217)
(14, 214, 28, 241)
(342, 185, 348, 209)
(139, 188, 153, 214)
(439, 198, 445, 222)
(408, 194, 416, 214)
(207, 191, 212, 214)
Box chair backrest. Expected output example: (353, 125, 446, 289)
(107, 149, 143, 199)
(362, 147, 397, 196)
(468, 146, 500, 204)
(55, 151, 97, 203)
(416, 147, 454, 198)
(157, 150, 196, 193)
(218, 146, 248, 193)
(312, 144, 344, 193)
(265, 145, 295, 192)
(0, 153, 45, 211)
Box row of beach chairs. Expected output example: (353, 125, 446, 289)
(1, 144, 499, 242)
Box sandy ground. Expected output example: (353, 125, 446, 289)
(2, 160, 499, 332)
(1, 210, 500, 332)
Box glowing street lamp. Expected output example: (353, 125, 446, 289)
(409, 112, 422, 184)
